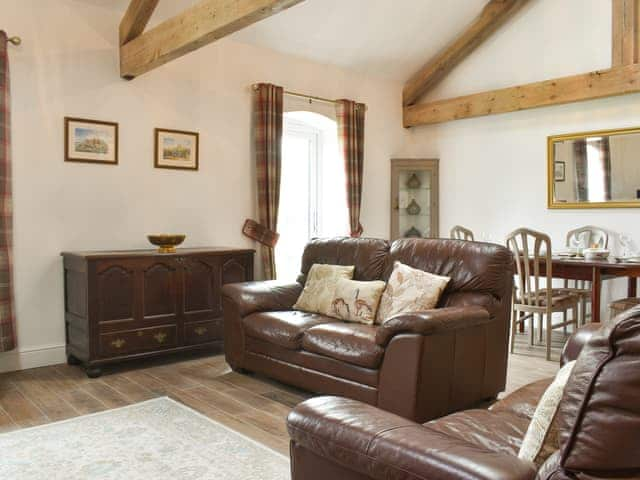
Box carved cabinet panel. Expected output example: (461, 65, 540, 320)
(182, 257, 219, 322)
(62, 248, 254, 377)
(96, 264, 135, 323)
(141, 260, 179, 320)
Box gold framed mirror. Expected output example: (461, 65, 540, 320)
(548, 126, 640, 209)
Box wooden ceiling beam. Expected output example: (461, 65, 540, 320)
(119, 0, 160, 46)
(402, 0, 529, 107)
(612, 0, 640, 66)
(120, 0, 304, 79)
(403, 0, 640, 127)
(403, 64, 640, 127)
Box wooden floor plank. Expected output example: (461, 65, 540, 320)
(261, 389, 311, 409)
(217, 371, 281, 395)
(212, 383, 293, 418)
(236, 408, 289, 438)
(185, 385, 249, 416)
(0, 387, 47, 427)
(122, 370, 182, 396)
(80, 382, 130, 409)
(11, 369, 78, 421)
(0, 405, 17, 433)
(144, 364, 200, 390)
(99, 374, 157, 403)
(58, 388, 108, 415)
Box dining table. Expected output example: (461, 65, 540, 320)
(532, 256, 640, 323)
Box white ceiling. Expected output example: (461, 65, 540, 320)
(136, 0, 490, 82)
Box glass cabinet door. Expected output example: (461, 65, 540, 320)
(390, 159, 439, 240)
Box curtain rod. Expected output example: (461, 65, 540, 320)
(251, 84, 366, 110)
(5, 36, 21, 46)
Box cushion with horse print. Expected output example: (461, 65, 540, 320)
(329, 279, 387, 325)
(293, 264, 355, 316)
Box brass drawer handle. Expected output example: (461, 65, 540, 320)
(194, 326, 208, 336)
(111, 338, 126, 349)
(154, 332, 168, 344)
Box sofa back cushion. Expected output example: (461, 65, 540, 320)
(557, 306, 640, 475)
(298, 237, 390, 284)
(383, 239, 514, 306)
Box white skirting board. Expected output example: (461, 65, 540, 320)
(0, 344, 66, 374)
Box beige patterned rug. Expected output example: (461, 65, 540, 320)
(0, 397, 289, 479)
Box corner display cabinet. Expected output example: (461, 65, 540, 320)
(390, 158, 439, 240)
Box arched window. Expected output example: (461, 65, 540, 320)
(276, 111, 348, 281)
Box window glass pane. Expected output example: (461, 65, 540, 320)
(276, 130, 312, 282)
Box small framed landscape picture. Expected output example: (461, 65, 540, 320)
(65, 117, 118, 165)
(554, 161, 566, 182)
(154, 128, 199, 171)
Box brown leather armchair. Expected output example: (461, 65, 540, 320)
(287, 310, 640, 480)
(222, 237, 514, 423)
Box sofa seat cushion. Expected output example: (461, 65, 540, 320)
(243, 311, 338, 350)
(302, 323, 384, 369)
(490, 378, 553, 421)
(245, 336, 379, 387)
(426, 409, 530, 456)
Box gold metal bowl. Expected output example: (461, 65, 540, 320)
(147, 234, 186, 254)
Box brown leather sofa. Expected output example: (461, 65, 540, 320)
(287, 309, 640, 480)
(222, 237, 514, 423)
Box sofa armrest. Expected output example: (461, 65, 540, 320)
(560, 322, 600, 366)
(288, 396, 537, 480)
(221, 281, 302, 318)
(375, 306, 491, 346)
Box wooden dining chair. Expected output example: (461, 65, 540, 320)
(450, 225, 474, 241)
(609, 297, 640, 319)
(562, 226, 609, 327)
(507, 228, 580, 361)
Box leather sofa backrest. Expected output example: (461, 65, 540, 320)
(556, 306, 640, 476)
(383, 238, 514, 306)
(297, 237, 390, 284)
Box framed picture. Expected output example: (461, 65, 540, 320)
(554, 161, 566, 182)
(65, 117, 118, 165)
(154, 128, 199, 171)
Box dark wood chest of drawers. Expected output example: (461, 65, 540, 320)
(62, 247, 254, 377)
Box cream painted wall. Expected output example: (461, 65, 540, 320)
(402, 0, 640, 316)
(0, 0, 405, 371)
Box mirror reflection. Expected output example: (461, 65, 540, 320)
(549, 128, 640, 208)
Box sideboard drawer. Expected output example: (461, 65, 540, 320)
(99, 325, 177, 358)
(184, 319, 222, 345)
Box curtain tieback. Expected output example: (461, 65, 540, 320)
(350, 223, 364, 238)
(242, 219, 280, 248)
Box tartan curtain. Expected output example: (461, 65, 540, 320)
(336, 99, 365, 237)
(573, 139, 588, 202)
(0, 32, 16, 352)
(595, 137, 612, 201)
(253, 83, 283, 280)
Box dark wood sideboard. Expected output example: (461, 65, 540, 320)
(62, 247, 254, 377)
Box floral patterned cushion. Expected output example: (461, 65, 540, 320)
(329, 279, 387, 325)
(376, 261, 451, 323)
(293, 264, 355, 316)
